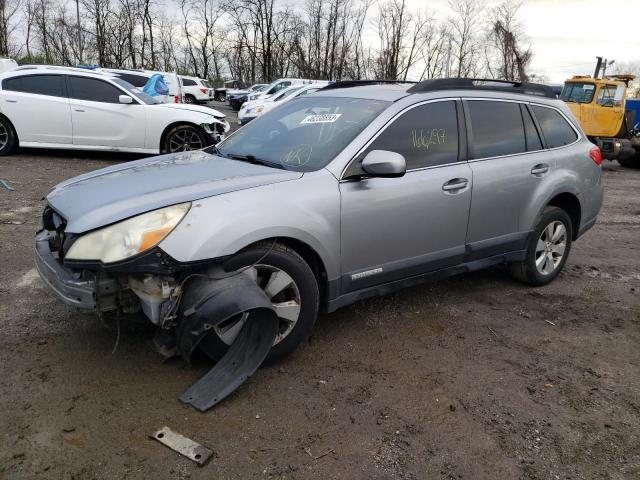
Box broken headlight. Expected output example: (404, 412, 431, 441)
(65, 203, 190, 263)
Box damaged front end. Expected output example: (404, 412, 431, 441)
(35, 206, 278, 412)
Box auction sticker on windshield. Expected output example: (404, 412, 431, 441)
(301, 113, 342, 124)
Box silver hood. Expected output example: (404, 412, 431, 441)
(46, 150, 302, 233)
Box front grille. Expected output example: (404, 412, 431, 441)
(212, 122, 225, 134)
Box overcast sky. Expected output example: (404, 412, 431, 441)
(406, 0, 639, 83)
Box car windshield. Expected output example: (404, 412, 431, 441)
(215, 96, 390, 172)
(560, 82, 595, 104)
(112, 78, 161, 105)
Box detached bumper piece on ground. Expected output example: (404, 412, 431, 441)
(176, 273, 279, 411)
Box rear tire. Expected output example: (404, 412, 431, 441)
(617, 156, 640, 168)
(510, 206, 573, 286)
(184, 94, 197, 104)
(198, 242, 319, 363)
(0, 116, 17, 156)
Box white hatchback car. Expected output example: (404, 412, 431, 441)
(0, 68, 230, 155)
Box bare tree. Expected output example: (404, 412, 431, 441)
(374, 0, 426, 80)
(0, 0, 21, 56)
(485, 1, 531, 81)
(447, 0, 482, 77)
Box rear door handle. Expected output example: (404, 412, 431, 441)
(442, 178, 469, 192)
(531, 164, 549, 175)
(74, 108, 85, 112)
(5, 99, 17, 103)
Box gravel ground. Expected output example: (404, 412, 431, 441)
(1, 105, 639, 479)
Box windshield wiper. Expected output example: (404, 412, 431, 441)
(227, 154, 285, 170)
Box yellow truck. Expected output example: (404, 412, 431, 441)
(561, 64, 639, 168)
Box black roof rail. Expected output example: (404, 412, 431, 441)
(321, 79, 417, 90)
(407, 78, 556, 98)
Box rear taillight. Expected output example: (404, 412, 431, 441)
(174, 95, 180, 103)
(199, 88, 208, 94)
(589, 146, 602, 166)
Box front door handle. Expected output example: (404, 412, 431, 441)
(74, 108, 85, 112)
(442, 178, 469, 192)
(531, 164, 549, 175)
(5, 99, 17, 103)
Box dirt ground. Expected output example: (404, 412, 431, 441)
(1, 106, 639, 479)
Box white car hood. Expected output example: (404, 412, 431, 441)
(155, 102, 225, 119)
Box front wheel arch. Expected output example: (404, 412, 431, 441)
(159, 122, 208, 153)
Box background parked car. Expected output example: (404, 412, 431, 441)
(245, 78, 321, 103)
(180, 75, 213, 104)
(228, 84, 267, 111)
(237, 83, 326, 124)
(214, 79, 241, 101)
(0, 67, 229, 155)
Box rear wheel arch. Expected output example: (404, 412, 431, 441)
(0, 112, 18, 147)
(546, 192, 581, 239)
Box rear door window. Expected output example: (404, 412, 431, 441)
(2, 74, 65, 97)
(182, 78, 197, 86)
(68, 76, 124, 103)
(467, 100, 526, 158)
(361, 100, 459, 170)
(530, 105, 578, 148)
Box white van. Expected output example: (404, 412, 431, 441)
(0, 58, 18, 74)
(101, 68, 184, 103)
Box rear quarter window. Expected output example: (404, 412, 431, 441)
(531, 105, 578, 148)
(2, 74, 65, 97)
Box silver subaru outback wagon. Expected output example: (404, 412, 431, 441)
(35, 79, 603, 409)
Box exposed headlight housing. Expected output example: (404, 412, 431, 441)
(66, 203, 190, 263)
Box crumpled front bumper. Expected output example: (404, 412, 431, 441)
(34, 230, 96, 309)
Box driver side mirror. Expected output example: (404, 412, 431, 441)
(119, 95, 133, 104)
(361, 150, 406, 178)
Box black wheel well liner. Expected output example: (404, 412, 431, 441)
(159, 121, 206, 151)
(547, 192, 581, 239)
(243, 237, 330, 307)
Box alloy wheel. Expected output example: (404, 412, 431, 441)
(0, 123, 8, 150)
(168, 128, 204, 152)
(535, 221, 567, 275)
(214, 265, 302, 346)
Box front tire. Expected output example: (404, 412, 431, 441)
(163, 125, 207, 153)
(510, 206, 573, 286)
(617, 156, 640, 169)
(198, 242, 320, 363)
(0, 116, 17, 155)
(184, 94, 197, 104)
